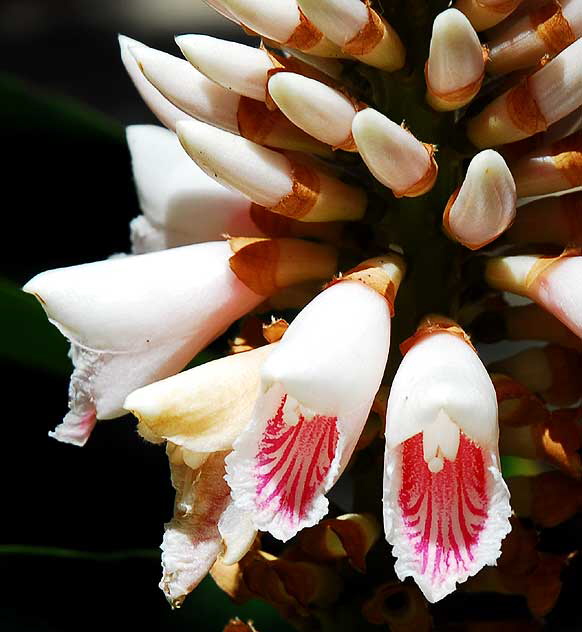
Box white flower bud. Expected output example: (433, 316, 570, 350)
(444, 150, 516, 249)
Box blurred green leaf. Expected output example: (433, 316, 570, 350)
(0, 72, 124, 141)
(0, 277, 70, 374)
(501, 455, 549, 478)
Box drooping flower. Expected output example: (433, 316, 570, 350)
(226, 255, 405, 541)
(124, 345, 278, 605)
(24, 239, 337, 445)
(383, 315, 511, 602)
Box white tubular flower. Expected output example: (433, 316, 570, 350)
(487, 0, 582, 76)
(22, 243, 263, 446)
(297, 0, 405, 71)
(267, 72, 363, 150)
(510, 130, 582, 198)
(127, 125, 262, 254)
(352, 108, 438, 198)
(443, 150, 516, 250)
(176, 35, 278, 102)
(219, 0, 345, 58)
(226, 255, 405, 542)
(467, 37, 582, 149)
(383, 316, 511, 603)
(119, 35, 195, 131)
(425, 9, 486, 112)
(23, 238, 337, 446)
(454, 0, 523, 32)
(177, 119, 367, 222)
(201, 0, 241, 24)
(486, 252, 582, 340)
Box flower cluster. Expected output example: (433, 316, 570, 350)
(26, 0, 582, 626)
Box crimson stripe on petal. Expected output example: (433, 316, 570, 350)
(255, 395, 339, 527)
(398, 432, 487, 586)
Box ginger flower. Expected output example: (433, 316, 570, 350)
(25, 0, 582, 623)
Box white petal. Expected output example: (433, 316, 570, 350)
(385, 332, 498, 450)
(297, 0, 368, 45)
(160, 451, 230, 607)
(23, 242, 262, 440)
(220, 0, 300, 43)
(218, 502, 257, 565)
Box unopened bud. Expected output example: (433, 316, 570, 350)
(490, 344, 582, 406)
(220, 0, 344, 58)
(268, 72, 364, 150)
(508, 471, 582, 527)
(362, 582, 432, 632)
(455, 0, 524, 31)
(492, 373, 549, 427)
(507, 190, 582, 246)
(443, 150, 516, 249)
(485, 252, 582, 342)
(176, 35, 278, 102)
(202, 0, 241, 24)
(426, 9, 486, 112)
(298, 0, 405, 71)
(132, 45, 328, 155)
(511, 130, 582, 197)
(500, 407, 582, 478)
(298, 513, 380, 572)
(228, 237, 337, 296)
(352, 108, 438, 197)
(467, 38, 582, 148)
(487, 0, 582, 76)
(177, 120, 367, 222)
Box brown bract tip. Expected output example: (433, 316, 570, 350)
(400, 314, 475, 355)
(271, 162, 320, 220)
(394, 143, 438, 198)
(284, 8, 323, 51)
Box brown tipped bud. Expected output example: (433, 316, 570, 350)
(500, 408, 582, 478)
(508, 471, 582, 527)
(490, 344, 582, 407)
(362, 582, 432, 632)
(228, 237, 338, 296)
(298, 513, 381, 572)
(337, 253, 407, 315)
(511, 130, 582, 197)
(298, 0, 405, 71)
(492, 373, 549, 427)
(487, 0, 581, 76)
(467, 38, 582, 148)
(507, 190, 582, 247)
(455, 0, 524, 32)
(426, 10, 487, 112)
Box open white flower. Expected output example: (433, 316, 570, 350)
(383, 316, 511, 602)
(226, 255, 405, 541)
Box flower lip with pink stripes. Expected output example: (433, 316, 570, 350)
(383, 316, 511, 603)
(226, 255, 405, 542)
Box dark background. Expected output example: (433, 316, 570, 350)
(0, 2, 288, 630)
